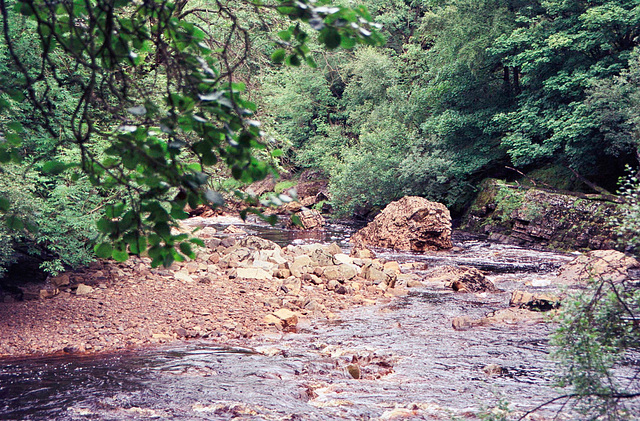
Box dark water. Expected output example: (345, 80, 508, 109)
(0, 218, 581, 420)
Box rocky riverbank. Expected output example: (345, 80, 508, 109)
(0, 223, 408, 359)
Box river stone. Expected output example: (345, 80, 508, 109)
(425, 265, 498, 293)
(289, 255, 313, 277)
(51, 274, 70, 288)
(239, 235, 280, 251)
(310, 248, 334, 266)
(333, 253, 353, 265)
(75, 284, 94, 295)
(272, 308, 298, 327)
(556, 250, 640, 285)
(237, 267, 272, 280)
(510, 291, 560, 311)
(174, 271, 195, 283)
(350, 196, 452, 251)
(325, 242, 343, 256)
(280, 277, 302, 296)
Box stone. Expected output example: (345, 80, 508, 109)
(509, 290, 560, 311)
(240, 236, 281, 251)
(346, 364, 361, 379)
(272, 308, 298, 327)
(383, 261, 401, 273)
(556, 250, 640, 285)
(289, 255, 313, 277)
(246, 174, 276, 197)
(290, 209, 325, 230)
(237, 267, 272, 280)
(322, 266, 342, 281)
(174, 271, 195, 283)
(338, 264, 359, 280)
(424, 265, 498, 293)
(350, 196, 452, 251)
(463, 179, 620, 250)
(406, 279, 424, 288)
(51, 274, 70, 287)
(333, 253, 353, 265)
(75, 284, 94, 295)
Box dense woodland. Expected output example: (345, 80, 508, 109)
(0, 0, 639, 273)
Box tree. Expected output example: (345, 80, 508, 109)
(0, 0, 383, 268)
(491, 0, 640, 190)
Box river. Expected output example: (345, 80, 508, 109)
(0, 218, 580, 420)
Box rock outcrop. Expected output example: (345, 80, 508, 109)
(350, 196, 452, 252)
(463, 179, 620, 250)
(556, 250, 640, 285)
(288, 209, 325, 230)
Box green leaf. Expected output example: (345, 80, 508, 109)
(277, 30, 292, 42)
(41, 160, 68, 175)
(94, 242, 113, 258)
(271, 149, 284, 157)
(323, 28, 341, 49)
(0, 196, 10, 212)
(271, 49, 286, 64)
(179, 242, 195, 258)
(112, 248, 129, 262)
(6, 215, 24, 230)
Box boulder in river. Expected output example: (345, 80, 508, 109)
(350, 196, 452, 252)
(289, 209, 325, 230)
(424, 265, 497, 293)
(556, 250, 640, 285)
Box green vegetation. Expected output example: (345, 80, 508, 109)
(553, 274, 640, 420)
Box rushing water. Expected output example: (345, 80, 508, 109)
(1, 218, 582, 420)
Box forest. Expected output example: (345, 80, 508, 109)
(0, 0, 640, 418)
(1, 0, 639, 274)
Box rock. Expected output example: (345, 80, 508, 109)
(173, 272, 195, 283)
(239, 236, 281, 251)
(289, 255, 313, 277)
(75, 284, 94, 295)
(350, 196, 452, 251)
(272, 308, 298, 327)
(223, 225, 247, 235)
(237, 267, 272, 280)
(483, 364, 507, 377)
(424, 265, 498, 293)
(290, 209, 325, 230)
(406, 279, 424, 288)
(346, 364, 361, 379)
(556, 250, 640, 285)
(50, 274, 70, 287)
(463, 179, 620, 250)
(509, 290, 560, 311)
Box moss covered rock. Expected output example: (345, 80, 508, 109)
(463, 179, 621, 251)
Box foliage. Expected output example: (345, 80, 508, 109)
(613, 169, 640, 254)
(0, 0, 383, 268)
(553, 274, 640, 419)
(491, 0, 640, 188)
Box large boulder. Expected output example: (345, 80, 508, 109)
(350, 196, 452, 251)
(556, 250, 640, 285)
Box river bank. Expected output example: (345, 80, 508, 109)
(0, 218, 397, 359)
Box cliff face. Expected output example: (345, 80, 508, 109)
(463, 179, 621, 251)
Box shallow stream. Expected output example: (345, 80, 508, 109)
(0, 218, 580, 420)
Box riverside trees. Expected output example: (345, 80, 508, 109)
(0, 0, 383, 270)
